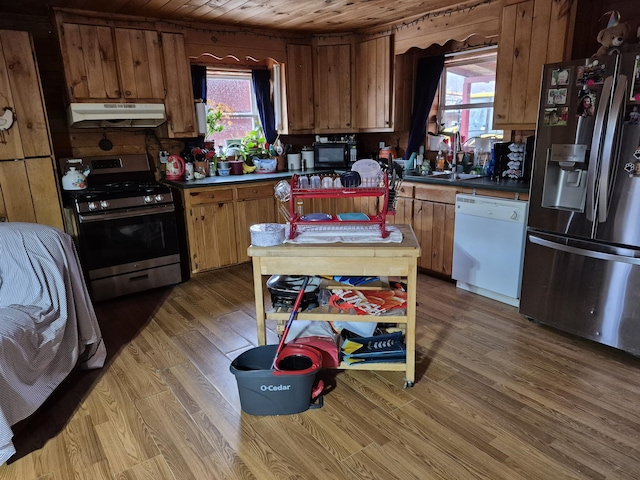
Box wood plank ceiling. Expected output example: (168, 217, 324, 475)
(0, 0, 483, 34)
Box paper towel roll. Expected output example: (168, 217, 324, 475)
(195, 103, 207, 136)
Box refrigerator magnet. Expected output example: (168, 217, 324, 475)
(577, 93, 596, 117)
(543, 107, 568, 126)
(629, 106, 640, 124)
(577, 61, 606, 87)
(548, 88, 568, 105)
(630, 55, 640, 101)
(551, 68, 571, 87)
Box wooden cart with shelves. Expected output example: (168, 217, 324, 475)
(247, 224, 421, 387)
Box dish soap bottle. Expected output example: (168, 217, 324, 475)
(435, 150, 445, 172)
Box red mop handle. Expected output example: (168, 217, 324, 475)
(272, 276, 310, 368)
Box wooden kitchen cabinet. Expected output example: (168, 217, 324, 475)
(56, 21, 165, 102)
(180, 181, 278, 274)
(356, 35, 393, 131)
(493, 0, 575, 130)
(285, 43, 315, 133)
(314, 40, 354, 132)
(234, 183, 277, 264)
(412, 183, 459, 276)
(159, 32, 197, 138)
(0, 157, 64, 229)
(0, 30, 62, 229)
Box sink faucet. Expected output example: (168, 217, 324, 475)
(429, 130, 460, 170)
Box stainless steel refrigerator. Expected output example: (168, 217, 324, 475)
(520, 50, 640, 356)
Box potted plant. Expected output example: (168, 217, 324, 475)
(205, 102, 232, 149)
(241, 124, 269, 161)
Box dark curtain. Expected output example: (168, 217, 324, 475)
(191, 65, 207, 101)
(251, 69, 277, 145)
(405, 55, 445, 159)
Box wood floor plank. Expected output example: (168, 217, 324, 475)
(5, 266, 640, 479)
(134, 391, 219, 480)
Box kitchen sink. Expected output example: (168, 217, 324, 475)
(417, 172, 485, 181)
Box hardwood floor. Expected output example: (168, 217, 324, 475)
(2, 264, 640, 479)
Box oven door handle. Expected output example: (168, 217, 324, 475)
(78, 204, 175, 223)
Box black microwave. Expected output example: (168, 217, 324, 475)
(314, 142, 357, 169)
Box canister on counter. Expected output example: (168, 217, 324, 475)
(301, 146, 314, 170)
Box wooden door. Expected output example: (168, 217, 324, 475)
(413, 199, 455, 276)
(114, 28, 164, 100)
(0, 30, 51, 160)
(285, 43, 315, 133)
(161, 32, 197, 138)
(0, 157, 63, 229)
(57, 22, 120, 100)
(190, 201, 238, 272)
(315, 43, 353, 132)
(356, 35, 392, 131)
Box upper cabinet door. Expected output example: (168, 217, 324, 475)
(493, 0, 574, 130)
(285, 43, 315, 133)
(0, 30, 51, 160)
(314, 42, 354, 132)
(114, 28, 164, 100)
(356, 35, 392, 131)
(160, 32, 196, 138)
(58, 23, 120, 100)
(57, 21, 166, 102)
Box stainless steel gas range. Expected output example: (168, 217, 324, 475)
(60, 154, 183, 301)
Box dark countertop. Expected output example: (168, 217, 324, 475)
(163, 169, 530, 195)
(403, 173, 530, 194)
(162, 170, 327, 189)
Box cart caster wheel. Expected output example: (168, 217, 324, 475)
(403, 380, 414, 388)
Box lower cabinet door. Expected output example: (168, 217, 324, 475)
(190, 201, 237, 272)
(235, 197, 276, 263)
(413, 199, 455, 276)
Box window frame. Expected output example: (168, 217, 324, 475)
(205, 68, 261, 143)
(438, 49, 501, 144)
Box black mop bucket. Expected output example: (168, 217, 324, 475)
(230, 343, 323, 415)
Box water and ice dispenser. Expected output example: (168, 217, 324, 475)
(541, 143, 589, 211)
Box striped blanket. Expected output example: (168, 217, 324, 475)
(0, 223, 106, 465)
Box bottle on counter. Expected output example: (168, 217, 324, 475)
(435, 150, 445, 172)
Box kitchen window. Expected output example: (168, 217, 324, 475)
(205, 69, 261, 147)
(438, 51, 502, 146)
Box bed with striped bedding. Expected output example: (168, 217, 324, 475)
(0, 222, 106, 465)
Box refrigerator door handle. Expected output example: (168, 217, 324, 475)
(598, 74, 627, 223)
(529, 233, 640, 266)
(586, 75, 614, 222)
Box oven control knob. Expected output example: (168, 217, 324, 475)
(88, 202, 97, 211)
(100, 200, 110, 209)
(144, 195, 152, 204)
(155, 194, 164, 202)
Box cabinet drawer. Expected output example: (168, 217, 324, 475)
(187, 188, 234, 205)
(414, 184, 458, 204)
(236, 183, 275, 201)
(397, 184, 414, 198)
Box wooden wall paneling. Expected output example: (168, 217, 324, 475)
(0, 31, 25, 161)
(1, 30, 51, 159)
(393, 1, 501, 55)
(24, 156, 64, 229)
(0, 160, 36, 223)
(114, 28, 165, 100)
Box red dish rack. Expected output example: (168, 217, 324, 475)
(288, 173, 390, 239)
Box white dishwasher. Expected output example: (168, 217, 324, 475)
(452, 194, 528, 307)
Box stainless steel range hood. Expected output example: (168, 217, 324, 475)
(67, 103, 167, 128)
